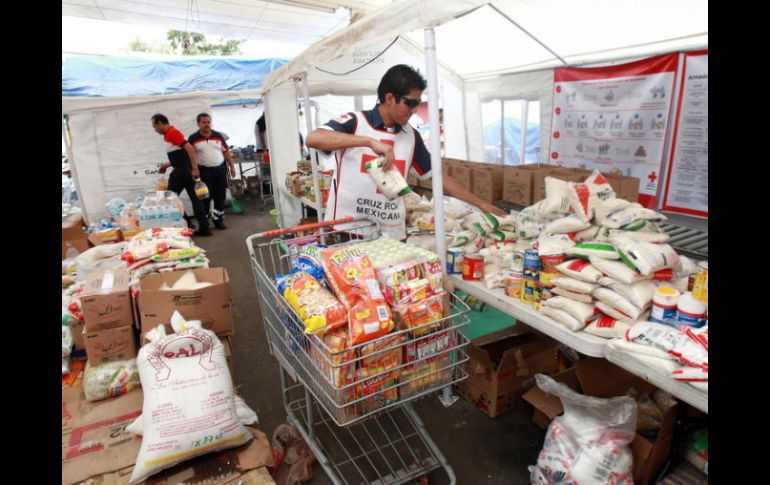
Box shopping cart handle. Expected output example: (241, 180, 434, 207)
(259, 216, 357, 237)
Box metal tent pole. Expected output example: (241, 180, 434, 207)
(300, 74, 327, 244)
(425, 27, 458, 408)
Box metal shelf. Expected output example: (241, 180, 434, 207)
(278, 185, 324, 212)
(451, 276, 608, 358)
(605, 340, 708, 414)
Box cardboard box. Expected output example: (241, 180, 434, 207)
(471, 167, 503, 203)
(605, 172, 640, 203)
(80, 269, 134, 331)
(62, 385, 144, 484)
(62, 214, 89, 259)
(65, 313, 87, 358)
(418, 176, 433, 189)
(522, 358, 679, 485)
(62, 382, 274, 485)
(533, 168, 586, 202)
(137, 268, 234, 337)
(285, 171, 304, 196)
(450, 165, 473, 191)
(456, 326, 558, 418)
(83, 325, 138, 365)
(245, 175, 261, 192)
(406, 171, 418, 186)
(223, 336, 235, 382)
(502, 165, 552, 206)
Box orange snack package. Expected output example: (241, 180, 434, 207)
(321, 247, 395, 345)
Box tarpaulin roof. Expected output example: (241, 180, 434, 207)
(62, 56, 288, 97)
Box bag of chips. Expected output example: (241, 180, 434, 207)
(392, 292, 445, 336)
(277, 271, 347, 335)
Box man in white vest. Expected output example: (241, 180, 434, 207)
(307, 64, 506, 240)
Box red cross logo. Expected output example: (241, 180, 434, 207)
(648, 171, 657, 183)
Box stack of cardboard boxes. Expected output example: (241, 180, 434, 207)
(407, 159, 640, 207)
(62, 213, 89, 258)
(503, 163, 641, 207)
(80, 268, 138, 365)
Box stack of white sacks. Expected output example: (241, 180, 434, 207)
(517, 171, 707, 391)
(402, 171, 707, 392)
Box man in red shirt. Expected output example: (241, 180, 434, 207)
(151, 114, 212, 236)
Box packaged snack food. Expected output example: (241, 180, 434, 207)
(277, 271, 347, 335)
(401, 330, 455, 398)
(382, 278, 435, 307)
(354, 367, 399, 414)
(348, 300, 395, 345)
(322, 247, 384, 306)
(290, 244, 326, 282)
(392, 292, 445, 336)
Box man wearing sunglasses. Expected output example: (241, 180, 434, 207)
(307, 64, 506, 240)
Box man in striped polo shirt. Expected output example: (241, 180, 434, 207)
(189, 113, 236, 230)
(152, 113, 211, 236)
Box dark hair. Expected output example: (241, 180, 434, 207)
(151, 113, 169, 125)
(377, 65, 427, 103)
(196, 113, 211, 123)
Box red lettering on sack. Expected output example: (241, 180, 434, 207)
(596, 316, 617, 328)
(567, 259, 590, 271)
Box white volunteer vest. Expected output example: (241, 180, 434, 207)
(325, 112, 417, 240)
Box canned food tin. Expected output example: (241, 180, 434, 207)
(447, 248, 464, 275)
(692, 261, 708, 304)
(521, 278, 542, 304)
(540, 254, 567, 287)
(504, 275, 523, 299)
(462, 254, 484, 281)
(523, 250, 541, 280)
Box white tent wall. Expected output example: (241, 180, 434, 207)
(67, 96, 211, 223)
(465, 69, 554, 163)
(210, 104, 263, 149)
(264, 82, 303, 228)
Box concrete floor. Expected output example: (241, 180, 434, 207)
(194, 194, 546, 485)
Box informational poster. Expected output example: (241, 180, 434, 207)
(662, 51, 708, 217)
(548, 54, 679, 208)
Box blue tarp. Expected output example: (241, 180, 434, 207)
(62, 56, 288, 97)
(483, 118, 542, 164)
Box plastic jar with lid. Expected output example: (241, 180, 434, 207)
(676, 292, 707, 328)
(650, 287, 680, 326)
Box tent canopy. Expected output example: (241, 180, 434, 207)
(62, 56, 287, 97)
(263, 0, 707, 90)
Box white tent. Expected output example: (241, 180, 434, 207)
(262, 0, 707, 229)
(62, 56, 285, 223)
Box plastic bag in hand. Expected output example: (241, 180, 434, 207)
(529, 374, 636, 484)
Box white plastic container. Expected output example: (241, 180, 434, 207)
(676, 292, 707, 328)
(650, 287, 680, 326)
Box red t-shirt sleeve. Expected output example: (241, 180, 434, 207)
(164, 127, 188, 147)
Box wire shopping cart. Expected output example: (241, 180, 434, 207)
(247, 217, 471, 485)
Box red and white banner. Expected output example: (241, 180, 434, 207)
(662, 51, 708, 217)
(548, 53, 679, 208)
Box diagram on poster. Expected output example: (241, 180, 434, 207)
(548, 54, 679, 208)
(662, 51, 708, 217)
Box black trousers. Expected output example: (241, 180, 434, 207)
(198, 162, 228, 221)
(167, 167, 209, 230)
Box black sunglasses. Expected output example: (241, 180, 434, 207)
(396, 95, 421, 109)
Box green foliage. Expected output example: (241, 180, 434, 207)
(128, 30, 243, 56)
